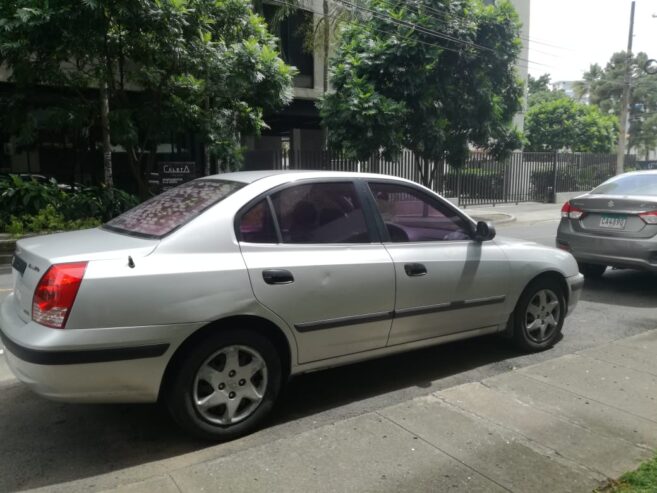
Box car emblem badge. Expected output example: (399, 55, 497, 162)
(608, 200, 614, 207)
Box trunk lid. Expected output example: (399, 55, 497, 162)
(11, 228, 158, 323)
(569, 194, 657, 238)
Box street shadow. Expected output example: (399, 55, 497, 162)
(580, 269, 657, 308)
(0, 334, 523, 492)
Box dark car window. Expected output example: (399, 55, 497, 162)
(591, 174, 657, 196)
(271, 182, 371, 244)
(105, 179, 243, 238)
(369, 182, 472, 242)
(238, 199, 277, 243)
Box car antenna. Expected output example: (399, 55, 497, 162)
(128, 256, 135, 269)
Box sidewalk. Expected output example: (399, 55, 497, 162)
(457, 192, 582, 226)
(34, 329, 657, 493)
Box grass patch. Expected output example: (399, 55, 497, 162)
(597, 453, 657, 492)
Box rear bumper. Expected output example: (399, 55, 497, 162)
(557, 220, 657, 271)
(0, 293, 199, 403)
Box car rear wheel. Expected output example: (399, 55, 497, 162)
(512, 278, 565, 352)
(166, 329, 282, 441)
(578, 262, 606, 278)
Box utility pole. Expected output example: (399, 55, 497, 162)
(616, 1, 635, 175)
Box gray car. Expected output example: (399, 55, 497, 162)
(1, 171, 583, 440)
(557, 170, 657, 278)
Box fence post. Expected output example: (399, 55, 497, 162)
(457, 167, 462, 207)
(549, 151, 558, 204)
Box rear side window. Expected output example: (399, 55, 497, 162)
(591, 174, 657, 196)
(238, 200, 277, 243)
(270, 182, 371, 243)
(105, 180, 243, 238)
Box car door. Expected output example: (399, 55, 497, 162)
(366, 181, 510, 346)
(237, 180, 395, 364)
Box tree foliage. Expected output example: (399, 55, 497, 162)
(583, 52, 657, 159)
(525, 98, 618, 153)
(527, 73, 566, 107)
(0, 0, 294, 193)
(320, 0, 523, 186)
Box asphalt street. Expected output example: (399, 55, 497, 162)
(0, 218, 655, 492)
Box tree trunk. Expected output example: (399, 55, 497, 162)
(322, 0, 330, 149)
(99, 80, 113, 187)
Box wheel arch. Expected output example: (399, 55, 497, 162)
(504, 269, 569, 338)
(158, 314, 294, 401)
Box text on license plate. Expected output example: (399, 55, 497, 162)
(599, 214, 626, 229)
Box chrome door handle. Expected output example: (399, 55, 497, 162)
(404, 263, 427, 276)
(262, 269, 295, 285)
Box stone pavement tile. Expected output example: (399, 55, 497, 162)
(380, 394, 602, 493)
(171, 413, 504, 493)
(582, 343, 657, 378)
(519, 354, 657, 423)
(437, 382, 652, 479)
(98, 476, 181, 493)
(485, 372, 657, 450)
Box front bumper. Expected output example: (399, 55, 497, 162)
(557, 219, 657, 271)
(0, 293, 198, 403)
(566, 273, 584, 315)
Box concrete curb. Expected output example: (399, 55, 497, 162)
(468, 212, 517, 225)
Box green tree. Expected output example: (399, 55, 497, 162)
(320, 0, 523, 187)
(527, 73, 566, 107)
(525, 98, 618, 153)
(583, 52, 657, 159)
(0, 0, 294, 193)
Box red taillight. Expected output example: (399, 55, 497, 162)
(561, 201, 584, 220)
(639, 211, 657, 224)
(32, 262, 87, 329)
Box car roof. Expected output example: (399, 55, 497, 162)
(205, 170, 416, 187)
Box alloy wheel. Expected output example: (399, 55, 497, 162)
(524, 288, 561, 343)
(193, 345, 268, 425)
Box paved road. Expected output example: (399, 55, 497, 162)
(0, 220, 655, 492)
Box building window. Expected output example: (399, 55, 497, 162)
(263, 6, 315, 89)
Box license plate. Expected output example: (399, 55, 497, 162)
(599, 214, 626, 230)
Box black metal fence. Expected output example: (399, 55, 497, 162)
(244, 149, 635, 206)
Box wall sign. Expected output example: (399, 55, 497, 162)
(158, 161, 196, 191)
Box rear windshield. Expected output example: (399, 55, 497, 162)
(591, 174, 657, 196)
(104, 179, 244, 238)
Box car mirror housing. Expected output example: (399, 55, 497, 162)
(474, 221, 496, 242)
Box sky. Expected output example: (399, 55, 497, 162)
(528, 0, 657, 82)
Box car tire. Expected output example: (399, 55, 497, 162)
(512, 278, 566, 352)
(578, 262, 606, 278)
(166, 329, 282, 441)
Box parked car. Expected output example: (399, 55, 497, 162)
(0, 171, 583, 440)
(557, 170, 657, 277)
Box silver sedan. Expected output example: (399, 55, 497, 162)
(557, 170, 657, 277)
(1, 171, 583, 440)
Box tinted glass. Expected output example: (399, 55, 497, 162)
(591, 174, 657, 196)
(105, 180, 243, 238)
(272, 182, 370, 243)
(369, 182, 471, 242)
(239, 200, 277, 243)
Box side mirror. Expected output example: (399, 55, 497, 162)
(474, 221, 496, 242)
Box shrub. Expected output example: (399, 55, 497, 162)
(7, 205, 102, 237)
(443, 168, 505, 200)
(0, 175, 138, 234)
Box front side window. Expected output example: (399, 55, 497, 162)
(369, 182, 472, 242)
(105, 179, 243, 238)
(271, 182, 371, 244)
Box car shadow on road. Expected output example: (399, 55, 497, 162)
(0, 335, 525, 492)
(580, 269, 657, 308)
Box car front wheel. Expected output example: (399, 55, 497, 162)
(166, 329, 282, 441)
(512, 278, 565, 352)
